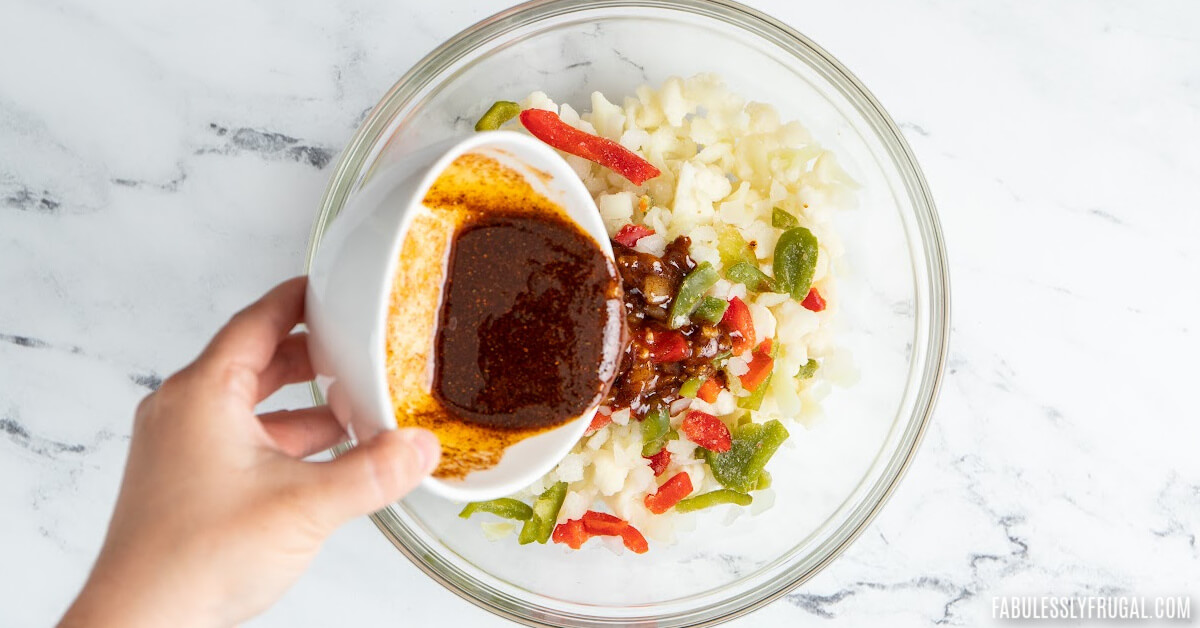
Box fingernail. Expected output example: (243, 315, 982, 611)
(402, 429, 441, 475)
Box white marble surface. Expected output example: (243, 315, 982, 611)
(2, 1, 1198, 626)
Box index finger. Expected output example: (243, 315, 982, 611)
(199, 276, 308, 374)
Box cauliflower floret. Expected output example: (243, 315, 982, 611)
(671, 161, 731, 232)
(597, 192, 635, 236)
(588, 91, 627, 140)
(521, 91, 557, 112)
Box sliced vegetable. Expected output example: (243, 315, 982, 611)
(674, 489, 753, 512)
(668, 262, 719, 328)
(773, 227, 819, 300)
(712, 350, 733, 371)
(726, 261, 776, 293)
(474, 100, 521, 131)
(519, 109, 661, 185)
(551, 519, 589, 549)
(703, 420, 790, 492)
(619, 525, 650, 554)
(771, 207, 798, 229)
(796, 358, 820, 380)
(681, 410, 732, 453)
(738, 340, 774, 393)
(518, 481, 568, 544)
(459, 498, 533, 521)
(697, 378, 722, 403)
(692, 296, 729, 324)
(644, 472, 694, 514)
(581, 510, 626, 536)
(801, 287, 826, 312)
(679, 377, 703, 399)
(586, 411, 612, 434)
(647, 329, 688, 363)
(614, 223, 655, 247)
(716, 225, 756, 268)
(644, 447, 671, 476)
(564, 511, 650, 553)
(640, 405, 672, 456)
(720, 296, 755, 354)
(736, 373, 772, 410)
(755, 471, 772, 491)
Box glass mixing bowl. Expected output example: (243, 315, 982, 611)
(304, 0, 949, 625)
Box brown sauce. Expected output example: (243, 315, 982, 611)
(384, 152, 623, 479)
(433, 212, 619, 430)
(605, 236, 733, 417)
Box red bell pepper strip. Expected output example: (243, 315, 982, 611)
(644, 471, 694, 514)
(520, 109, 661, 185)
(586, 411, 612, 434)
(645, 447, 671, 476)
(720, 296, 755, 355)
(682, 410, 733, 452)
(739, 340, 774, 393)
(619, 524, 650, 554)
(558, 512, 651, 553)
(552, 519, 590, 550)
(697, 378, 722, 403)
(614, 224, 655, 247)
(647, 329, 689, 363)
(802, 287, 826, 312)
(581, 510, 627, 536)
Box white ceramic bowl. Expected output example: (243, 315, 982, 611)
(305, 131, 616, 502)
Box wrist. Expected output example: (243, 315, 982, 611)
(59, 556, 227, 628)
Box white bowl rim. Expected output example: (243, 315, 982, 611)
(342, 129, 617, 502)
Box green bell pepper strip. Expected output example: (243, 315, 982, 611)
(474, 101, 521, 131)
(674, 489, 753, 512)
(796, 358, 819, 380)
(459, 497, 533, 521)
(736, 340, 779, 410)
(712, 350, 733, 371)
(736, 372, 772, 410)
(704, 420, 790, 492)
(518, 481, 568, 544)
(772, 207, 798, 229)
(692, 296, 729, 324)
(679, 377, 703, 399)
(640, 405, 672, 456)
(726, 262, 777, 293)
(717, 225, 756, 268)
(755, 471, 772, 491)
(773, 227, 819, 300)
(668, 262, 719, 328)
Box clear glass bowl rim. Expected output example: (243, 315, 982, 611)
(303, 0, 951, 625)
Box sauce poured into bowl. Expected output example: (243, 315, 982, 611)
(384, 152, 623, 479)
(434, 212, 619, 430)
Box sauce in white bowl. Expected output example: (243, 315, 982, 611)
(306, 132, 624, 502)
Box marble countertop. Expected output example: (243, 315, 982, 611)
(3, 1, 1197, 626)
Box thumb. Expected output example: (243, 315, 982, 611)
(304, 428, 441, 527)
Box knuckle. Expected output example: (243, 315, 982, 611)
(133, 393, 158, 427)
(276, 482, 323, 527)
(203, 360, 259, 400)
(361, 446, 404, 507)
(229, 304, 255, 328)
(156, 369, 189, 396)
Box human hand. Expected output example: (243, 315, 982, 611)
(59, 277, 441, 628)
